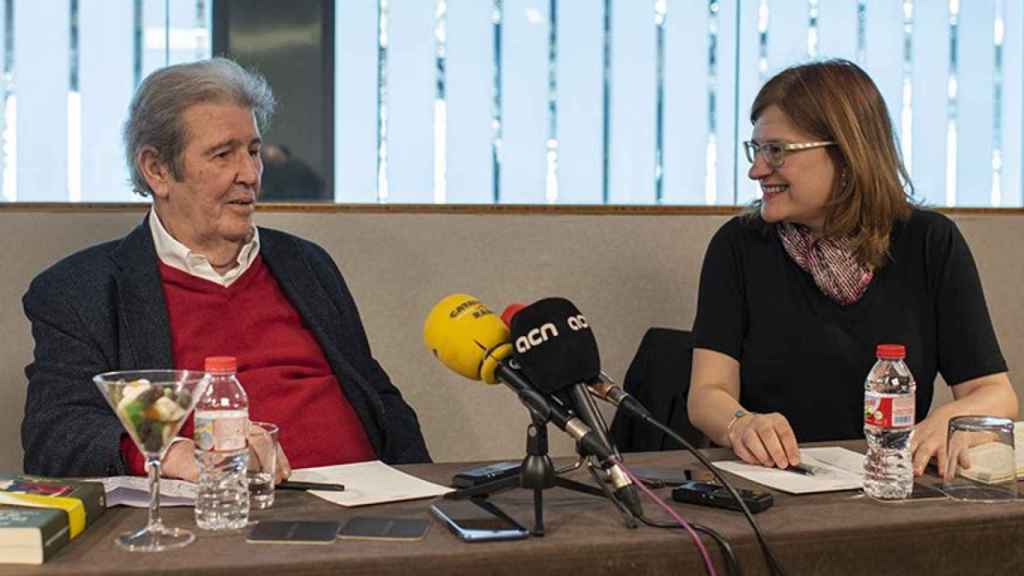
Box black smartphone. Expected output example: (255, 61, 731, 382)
(451, 461, 521, 488)
(631, 466, 692, 488)
(430, 498, 529, 542)
(338, 517, 431, 541)
(873, 482, 948, 503)
(246, 520, 342, 544)
(672, 481, 774, 514)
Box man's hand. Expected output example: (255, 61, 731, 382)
(162, 435, 293, 484)
(728, 412, 801, 469)
(161, 438, 199, 482)
(248, 427, 292, 484)
(274, 444, 292, 483)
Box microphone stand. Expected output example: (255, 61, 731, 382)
(446, 391, 638, 535)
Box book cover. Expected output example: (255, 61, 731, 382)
(0, 475, 105, 539)
(0, 507, 70, 565)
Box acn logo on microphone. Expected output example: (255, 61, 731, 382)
(567, 315, 589, 331)
(515, 314, 589, 353)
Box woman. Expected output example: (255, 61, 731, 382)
(687, 59, 1017, 476)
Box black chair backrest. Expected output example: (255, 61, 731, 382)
(609, 327, 706, 452)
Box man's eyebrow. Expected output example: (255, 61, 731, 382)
(203, 137, 262, 155)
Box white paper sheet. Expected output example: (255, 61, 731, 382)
(99, 476, 197, 507)
(712, 447, 865, 494)
(290, 460, 453, 507)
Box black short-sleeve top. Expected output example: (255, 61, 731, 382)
(693, 209, 1007, 442)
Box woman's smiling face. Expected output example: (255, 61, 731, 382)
(748, 105, 837, 233)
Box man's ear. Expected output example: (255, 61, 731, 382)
(138, 146, 173, 199)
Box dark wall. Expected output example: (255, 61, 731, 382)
(213, 0, 333, 201)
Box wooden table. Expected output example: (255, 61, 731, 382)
(5, 443, 1024, 575)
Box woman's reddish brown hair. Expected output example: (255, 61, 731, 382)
(749, 59, 914, 268)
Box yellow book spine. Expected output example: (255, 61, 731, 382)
(0, 493, 86, 538)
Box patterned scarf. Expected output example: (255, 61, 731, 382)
(777, 223, 873, 305)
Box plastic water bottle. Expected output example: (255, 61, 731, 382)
(863, 344, 916, 499)
(194, 356, 250, 530)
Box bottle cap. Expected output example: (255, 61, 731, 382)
(875, 344, 906, 360)
(204, 356, 237, 372)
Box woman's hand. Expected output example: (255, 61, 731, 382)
(910, 411, 951, 477)
(912, 373, 1018, 477)
(728, 412, 802, 469)
(913, 411, 999, 479)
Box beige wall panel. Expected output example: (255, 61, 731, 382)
(0, 209, 1020, 472)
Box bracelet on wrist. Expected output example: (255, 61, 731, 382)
(726, 409, 749, 433)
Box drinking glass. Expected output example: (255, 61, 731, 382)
(942, 415, 1017, 502)
(94, 370, 207, 551)
(248, 421, 278, 510)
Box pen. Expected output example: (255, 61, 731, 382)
(278, 480, 347, 492)
(787, 464, 816, 476)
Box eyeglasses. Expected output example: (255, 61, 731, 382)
(743, 140, 835, 169)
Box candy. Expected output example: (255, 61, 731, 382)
(112, 379, 188, 454)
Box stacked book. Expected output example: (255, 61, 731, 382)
(0, 474, 105, 565)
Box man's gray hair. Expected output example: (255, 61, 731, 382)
(123, 57, 276, 196)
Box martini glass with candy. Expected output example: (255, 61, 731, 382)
(94, 370, 207, 551)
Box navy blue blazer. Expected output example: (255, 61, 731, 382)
(22, 219, 430, 476)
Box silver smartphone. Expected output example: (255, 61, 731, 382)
(430, 498, 529, 542)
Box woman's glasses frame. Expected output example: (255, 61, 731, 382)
(743, 140, 836, 169)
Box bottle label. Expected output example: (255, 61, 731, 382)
(194, 412, 248, 451)
(864, 392, 915, 429)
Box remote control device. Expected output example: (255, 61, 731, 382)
(672, 481, 774, 514)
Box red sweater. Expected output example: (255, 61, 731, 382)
(122, 256, 376, 474)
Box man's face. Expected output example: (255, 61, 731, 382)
(152, 102, 262, 254)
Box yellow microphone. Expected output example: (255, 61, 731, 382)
(423, 294, 512, 384)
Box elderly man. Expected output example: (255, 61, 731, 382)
(21, 58, 430, 479)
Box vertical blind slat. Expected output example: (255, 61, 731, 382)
(556, 0, 603, 204)
(1004, 0, 1023, 206)
(141, 0, 167, 78)
(446, 0, 494, 203)
(662, 0, 707, 205)
(863, 1, 905, 146)
(733, 0, 761, 204)
(386, 0, 435, 202)
(817, 0, 858, 61)
(500, 0, 549, 203)
(0, 3, 7, 200)
(167, 1, 207, 66)
(607, 0, 656, 204)
(14, 0, 70, 201)
(766, 0, 808, 71)
(957, 0, 997, 206)
(335, 1, 378, 202)
(80, 4, 135, 202)
(911, 1, 950, 205)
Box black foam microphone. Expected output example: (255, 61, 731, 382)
(510, 298, 642, 517)
(509, 297, 601, 395)
(507, 298, 614, 447)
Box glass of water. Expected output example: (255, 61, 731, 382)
(248, 421, 279, 510)
(942, 415, 1017, 502)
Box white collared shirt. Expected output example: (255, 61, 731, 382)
(148, 208, 261, 287)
